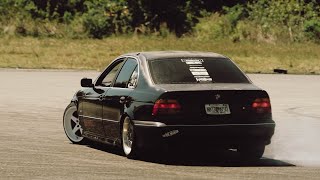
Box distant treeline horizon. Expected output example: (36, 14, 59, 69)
(0, 0, 319, 43)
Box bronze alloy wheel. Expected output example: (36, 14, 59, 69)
(122, 117, 137, 158)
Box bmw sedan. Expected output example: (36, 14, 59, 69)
(63, 51, 275, 159)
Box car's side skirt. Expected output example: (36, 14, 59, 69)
(83, 131, 118, 146)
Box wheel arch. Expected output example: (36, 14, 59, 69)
(121, 103, 135, 126)
(71, 93, 79, 108)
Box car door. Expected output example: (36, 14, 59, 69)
(102, 58, 139, 141)
(81, 58, 125, 139)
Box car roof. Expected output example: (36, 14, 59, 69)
(122, 51, 226, 60)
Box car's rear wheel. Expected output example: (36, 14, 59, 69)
(238, 145, 265, 160)
(122, 117, 138, 158)
(63, 103, 85, 144)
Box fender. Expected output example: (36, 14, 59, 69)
(70, 90, 83, 108)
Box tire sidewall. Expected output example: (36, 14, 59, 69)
(63, 102, 84, 144)
(121, 117, 138, 158)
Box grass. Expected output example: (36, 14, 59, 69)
(0, 35, 320, 74)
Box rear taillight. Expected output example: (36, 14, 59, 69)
(152, 99, 181, 116)
(252, 98, 271, 113)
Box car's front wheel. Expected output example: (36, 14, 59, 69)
(122, 117, 138, 158)
(63, 103, 85, 144)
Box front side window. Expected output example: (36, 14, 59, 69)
(148, 57, 249, 84)
(96, 59, 124, 87)
(114, 58, 138, 88)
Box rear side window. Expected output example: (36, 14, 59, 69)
(148, 57, 249, 84)
(114, 58, 138, 88)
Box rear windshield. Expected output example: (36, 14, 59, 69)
(148, 57, 250, 84)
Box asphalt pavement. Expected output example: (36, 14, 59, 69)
(0, 69, 319, 179)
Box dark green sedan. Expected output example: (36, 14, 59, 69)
(63, 51, 275, 159)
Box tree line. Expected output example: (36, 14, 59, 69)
(0, 0, 319, 42)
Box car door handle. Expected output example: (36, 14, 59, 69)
(99, 95, 104, 101)
(119, 96, 126, 104)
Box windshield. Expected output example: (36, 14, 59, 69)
(148, 57, 250, 84)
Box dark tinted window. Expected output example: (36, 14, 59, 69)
(97, 59, 124, 87)
(114, 58, 138, 88)
(127, 66, 138, 89)
(148, 57, 249, 84)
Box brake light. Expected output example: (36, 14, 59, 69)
(252, 98, 271, 113)
(152, 99, 181, 116)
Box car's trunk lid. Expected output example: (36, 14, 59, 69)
(154, 83, 272, 125)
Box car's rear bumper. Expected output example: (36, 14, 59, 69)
(132, 120, 275, 150)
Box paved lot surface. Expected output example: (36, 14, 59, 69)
(0, 69, 320, 179)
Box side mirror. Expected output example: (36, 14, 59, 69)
(81, 78, 93, 87)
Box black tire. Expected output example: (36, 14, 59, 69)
(63, 102, 86, 144)
(238, 145, 265, 160)
(121, 117, 138, 159)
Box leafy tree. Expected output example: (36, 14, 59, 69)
(247, 0, 320, 41)
(82, 0, 132, 38)
(201, 0, 250, 11)
(128, 0, 203, 36)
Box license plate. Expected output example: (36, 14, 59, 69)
(205, 104, 231, 115)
